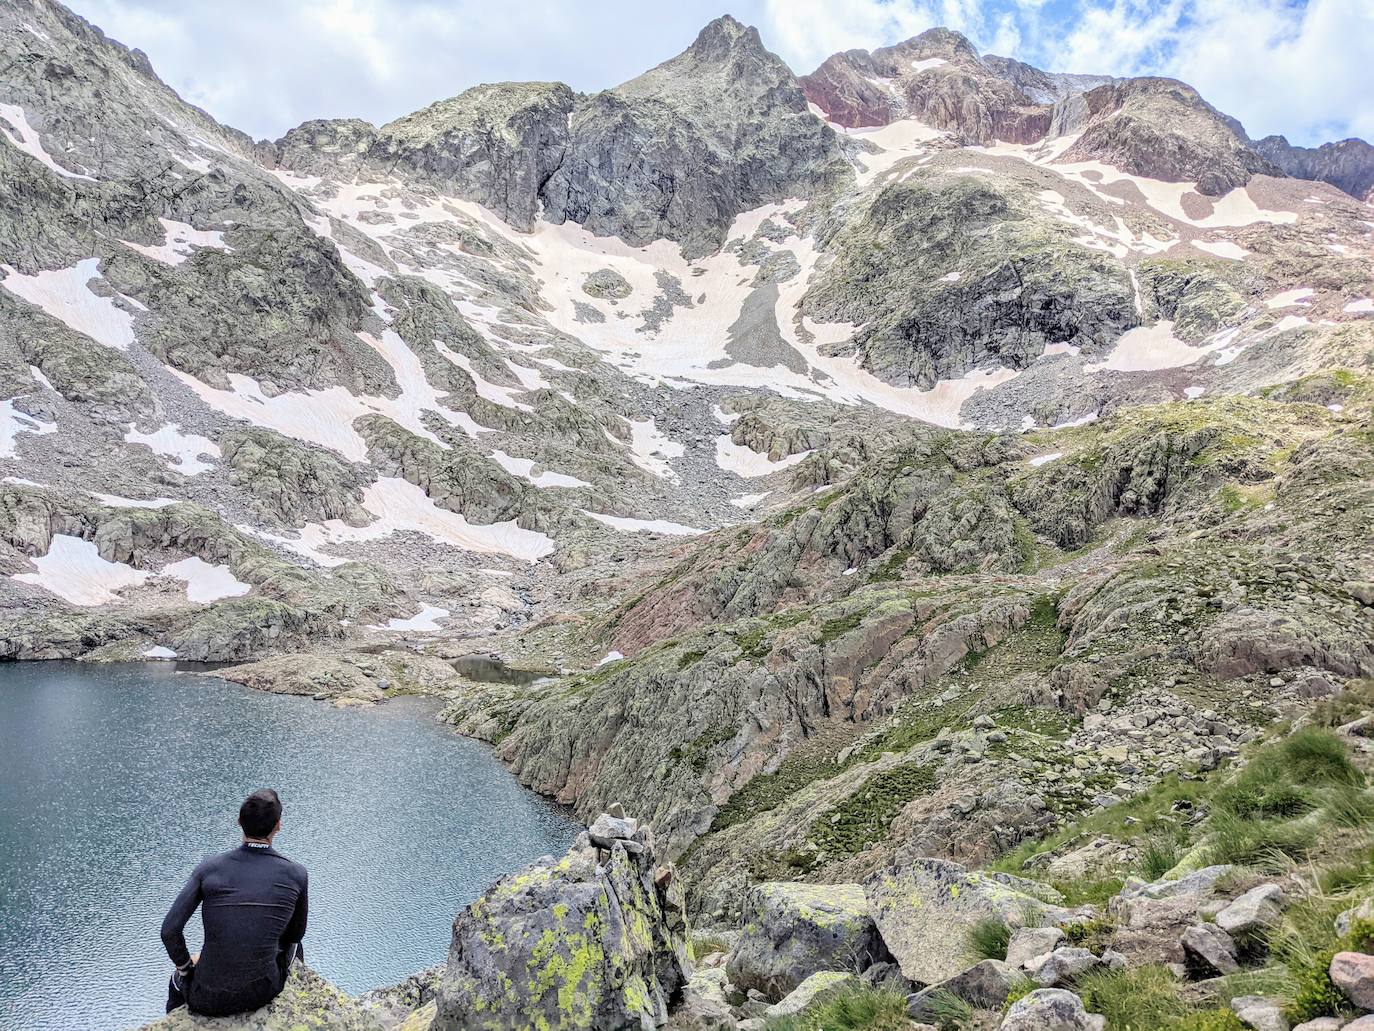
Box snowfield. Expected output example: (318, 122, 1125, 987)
(13, 534, 149, 605)
(0, 258, 137, 350)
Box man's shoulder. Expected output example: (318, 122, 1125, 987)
(269, 850, 308, 883)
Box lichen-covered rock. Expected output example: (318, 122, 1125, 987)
(865, 859, 1061, 985)
(1029, 947, 1102, 988)
(432, 816, 690, 1030)
(1000, 988, 1105, 1031)
(140, 966, 383, 1030)
(725, 882, 888, 1000)
(762, 971, 855, 1020)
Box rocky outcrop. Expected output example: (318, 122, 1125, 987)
(140, 966, 384, 1031)
(540, 16, 849, 256)
(1253, 134, 1374, 202)
(800, 29, 1050, 143)
(864, 859, 1064, 985)
(1058, 78, 1282, 195)
(804, 170, 1138, 387)
(220, 428, 367, 527)
(1000, 988, 1105, 1031)
(432, 813, 691, 1030)
(725, 882, 888, 998)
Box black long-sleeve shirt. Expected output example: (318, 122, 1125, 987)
(161, 842, 309, 1016)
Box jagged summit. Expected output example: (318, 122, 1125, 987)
(684, 12, 764, 61)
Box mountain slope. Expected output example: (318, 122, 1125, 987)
(0, 12, 1372, 1011)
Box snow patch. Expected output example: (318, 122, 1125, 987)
(370, 604, 450, 632)
(491, 450, 590, 489)
(121, 218, 230, 266)
(910, 57, 948, 73)
(1265, 288, 1314, 309)
(729, 492, 770, 509)
(142, 646, 177, 659)
(13, 534, 149, 605)
(1028, 452, 1063, 467)
(160, 556, 251, 603)
(1086, 322, 1223, 373)
(597, 650, 624, 666)
(1194, 239, 1248, 260)
(617, 418, 685, 481)
(124, 423, 220, 476)
(0, 103, 95, 180)
(253, 477, 554, 566)
(0, 399, 56, 458)
(715, 436, 812, 478)
(581, 511, 704, 536)
(1343, 299, 1373, 314)
(0, 258, 136, 349)
(1184, 386, 1206, 399)
(91, 493, 178, 509)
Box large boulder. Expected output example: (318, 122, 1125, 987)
(432, 815, 691, 1031)
(140, 966, 383, 1030)
(865, 859, 1060, 985)
(726, 882, 889, 999)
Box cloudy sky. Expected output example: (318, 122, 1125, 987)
(64, 0, 1373, 148)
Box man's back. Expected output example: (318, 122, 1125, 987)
(161, 842, 309, 1016)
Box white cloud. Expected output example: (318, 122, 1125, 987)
(757, 0, 936, 71)
(60, 0, 1374, 147)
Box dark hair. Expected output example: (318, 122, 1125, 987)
(239, 788, 282, 839)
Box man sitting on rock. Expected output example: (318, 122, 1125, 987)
(160, 788, 309, 1016)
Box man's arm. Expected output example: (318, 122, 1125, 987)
(160, 863, 205, 971)
(282, 870, 308, 946)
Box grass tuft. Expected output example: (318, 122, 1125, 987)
(1077, 965, 1192, 1030)
(965, 915, 1012, 963)
(763, 984, 911, 1031)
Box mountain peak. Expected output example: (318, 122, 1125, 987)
(901, 26, 980, 60)
(688, 14, 766, 62)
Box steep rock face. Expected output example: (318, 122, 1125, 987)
(270, 118, 381, 178)
(376, 82, 574, 230)
(219, 428, 368, 527)
(804, 171, 1137, 388)
(540, 16, 849, 256)
(273, 85, 576, 232)
(1253, 134, 1374, 202)
(432, 816, 690, 1031)
(1058, 78, 1283, 195)
(982, 55, 1111, 105)
(274, 19, 848, 257)
(0, 0, 255, 180)
(800, 29, 1049, 142)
